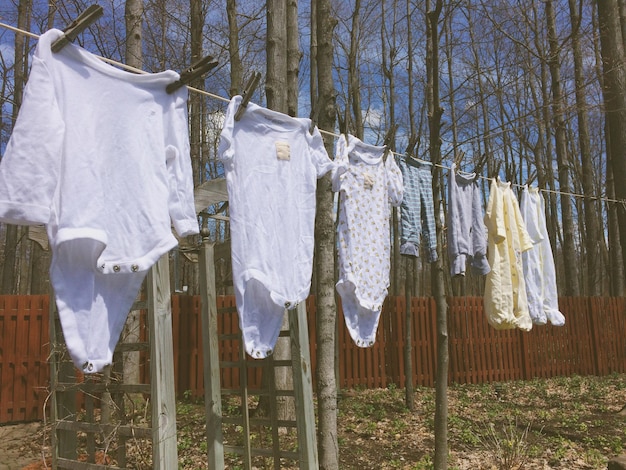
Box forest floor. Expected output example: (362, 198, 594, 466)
(3, 374, 626, 469)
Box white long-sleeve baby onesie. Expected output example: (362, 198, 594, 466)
(0, 29, 198, 373)
(483, 178, 533, 331)
(332, 134, 404, 347)
(218, 96, 334, 358)
(520, 186, 565, 326)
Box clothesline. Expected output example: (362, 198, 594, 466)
(1, 21, 624, 206)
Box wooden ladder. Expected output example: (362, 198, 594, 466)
(199, 236, 318, 470)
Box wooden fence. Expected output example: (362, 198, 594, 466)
(0, 295, 50, 423)
(1, 294, 625, 423)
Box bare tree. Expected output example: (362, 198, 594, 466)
(591, 1, 624, 294)
(286, 0, 301, 118)
(347, 0, 363, 139)
(597, 0, 626, 277)
(314, 0, 339, 466)
(226, 0, 243, 97)
(568, 0, 603, 295)
(122, 0, 144, 390)
(403, 0, 416, 411)
(546, 0, 580, 295)
(425, 1, 448, 469)
(2, 0, 32, 295)
(266, 0, 287, 113)
(265, 0, 297, 423)
(380, 0, 403, 297)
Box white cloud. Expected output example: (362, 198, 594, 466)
(363, 107, 383, 129)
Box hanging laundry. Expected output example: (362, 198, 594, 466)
(0, 29, 198, 373)
(332, 134, 404, 347)
(398, 157, 438, 262)
(483, 178, 533, 331)
(219, 95, 334, 358)
(520, 186, 565, 326)
(447, 163, 490, 276)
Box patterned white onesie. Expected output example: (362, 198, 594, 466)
(219, 96, 334, 358)
(332, 134, 404, 347)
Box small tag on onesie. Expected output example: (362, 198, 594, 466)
(275, 141, 291, 161)
(363, 172, 375, 189)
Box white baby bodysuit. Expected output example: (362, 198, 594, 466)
(520, 186, 565, 326)
(218, 96, 334, 358)
(332, 134, 404, 347)
(0, 29, 198, 373)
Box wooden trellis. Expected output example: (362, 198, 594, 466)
(49, 255, 178, 469)
(196, 178, 318, 470)
(48, 177, 317, 469)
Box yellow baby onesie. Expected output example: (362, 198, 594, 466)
(483, 178, 533, 331)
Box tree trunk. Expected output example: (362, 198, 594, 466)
(29, 0, 56, 296)
(309, 0, 317, 108)
(189, 0, 205, 185)
(266, 0, 295, 424)
(16, 4, 32, 295)
(286, 0, 301, 118)
(314, 0, 339, 467)
(226, 0, 243, 97)
(2, 0, 31, 295)
(404, 257, 415, 411)
(536, 6, 561, 265)
(592, 1, 624, 293)
(122, 0, 144, 388)
(347, 0, 363, 139)
(380, 0, 402, 298)
(465, 6, 494, 177)
(607, 163, 625, 295)
(403, 0, 416, 411)
(568, 0, 603, 295)
(267, 0, 288, 113)
(426, 1, 448, 469)
(597, 0, 626, 275)
(546, 0, 580, 295)
(30, 241, 50, 294)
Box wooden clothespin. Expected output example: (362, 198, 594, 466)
(335, 106, 348, 135)
(166, 55, 219, 94)
(454, 150, 465, 169)
(474, 153, 488, 176)
(309, 96, 326, 134)
(492, 160, 503, 180)
(405, 135, 419, 156)
(234, 72, 262, 121)
(51, 5, 104, 52)
(383, 124, 398, 147)
(335, 106, 349, 135)
(382, 124, 398, 162)
(526, 171, 537, 187)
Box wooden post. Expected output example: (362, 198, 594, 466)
(239, 339, 253, 469)
(404, 257, 415, 410)
(289, 302, 319, 469)
(49, 294, 77, 463)
(198, 233, 225, 468)
(587, 296, 603, 375)
(147, 255, 179, 469)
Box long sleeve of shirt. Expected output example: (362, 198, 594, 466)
(0, 55, 64, 225)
